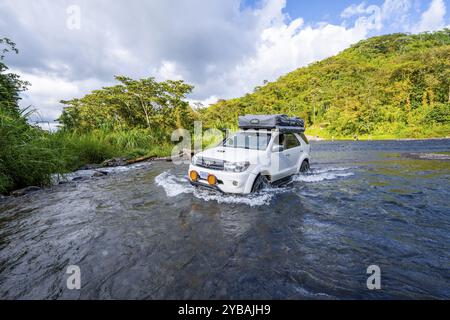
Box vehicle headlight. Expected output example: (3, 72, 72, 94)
(224, 161, 250, 173)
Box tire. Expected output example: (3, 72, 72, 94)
(299, 160, 310, 174)
(251, 175, 270, 192)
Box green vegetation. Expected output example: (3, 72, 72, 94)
(0, 38, 61, 193)
(54, 75, 197, 170)
(58, 76, 196, 135)
(0, 107, 61, 193)
(201, 30, 450, 139)
(0, 38, 194, 194)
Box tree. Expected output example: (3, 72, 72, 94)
(58, 76, 195, 140)
(0, 38, 30, 117)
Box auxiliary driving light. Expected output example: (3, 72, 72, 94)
(207, 174, 217, 185)
(189, 171, 199, 182)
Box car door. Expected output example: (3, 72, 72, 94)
(270, 134, 291, 180)
(283, 133, 302, 174)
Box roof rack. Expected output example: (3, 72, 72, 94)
(238, 114, 305, 133)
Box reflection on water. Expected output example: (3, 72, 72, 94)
(0, 140, 449, 299)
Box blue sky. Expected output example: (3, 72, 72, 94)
(0, 0, 449, 129)
(257, 0, 448, 26)
(285, 0, 363, 23)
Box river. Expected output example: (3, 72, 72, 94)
(0, 140, 449, 299)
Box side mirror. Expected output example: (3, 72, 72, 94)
(272, 145, 284, 153)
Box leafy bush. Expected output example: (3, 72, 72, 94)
(425, 103, 450, 124)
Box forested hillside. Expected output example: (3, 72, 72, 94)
(201, 30, 450, 138)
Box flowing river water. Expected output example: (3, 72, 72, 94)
(0, 140, 449, 299)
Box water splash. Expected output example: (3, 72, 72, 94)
(312, 167, 353, 174)
(293, 167, 354, 182)
(154, 171, 193, 197)
(192, 187, 285, 207)
(155, 171, 284, 207)
(155, 166, 355, 206)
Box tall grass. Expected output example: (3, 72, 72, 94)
(52, 129, 174, 171)
(0, 110, 174, 194)
(0, 108, 63, 193)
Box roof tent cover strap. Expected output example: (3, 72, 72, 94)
(238, 114, 305, 133)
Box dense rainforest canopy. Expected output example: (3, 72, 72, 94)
(200, 30, 450, 138)
(58, 76, 196, 139)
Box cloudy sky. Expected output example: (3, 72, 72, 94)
(0, 0, 449, 128)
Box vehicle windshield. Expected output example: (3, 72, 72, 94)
(222, 132, 272, 151)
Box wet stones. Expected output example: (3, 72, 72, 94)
(71, 170, 109, 182)
(71, 176, 86, 181)
(101, 157, 128, 167)
(92, 170, 108, 177)
(78, 163, 102, 170)
(10, 186, 42, 197)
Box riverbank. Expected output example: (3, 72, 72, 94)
(305, 126, 450, 141)
(306, 135, 450, 141)
(0, 108, 174, 195)
(0, 154, 174, 199)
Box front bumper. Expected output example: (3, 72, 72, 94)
(189, 180, 223, 193)
(188, 164, 257, 194)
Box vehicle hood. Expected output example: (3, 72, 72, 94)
(195, 147, 266, 164)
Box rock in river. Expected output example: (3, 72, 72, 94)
(10, 186, 42, 197)
(92, 170, 108, 177)
(101, 157, 128, 167)
(78, 163, 102, 170)
(71, 176, 86, 181)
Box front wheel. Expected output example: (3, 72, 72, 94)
(299, 160, 310, 174)
(251, 175, 270, 192)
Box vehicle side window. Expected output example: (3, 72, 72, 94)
(299, 133, 309, 145)
(272, 134, 285, 151)
(285, 133, 300, 149)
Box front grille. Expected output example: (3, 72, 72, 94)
(196, 157, 224, 171)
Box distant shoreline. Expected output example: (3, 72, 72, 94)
(306, 135, 450, 142)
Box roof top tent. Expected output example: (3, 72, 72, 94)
(238, 114, 305, 133)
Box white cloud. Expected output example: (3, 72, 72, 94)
(194, 1, 383, 104)
(153, 61, 184, 81)
(341, 3, 374, 18)
(12, 69, 108, 125)
(382, 0, 411, 19)
(187, 96, 220, 108)
(341, 0, 413, 31)
(413, 0, 447, 33)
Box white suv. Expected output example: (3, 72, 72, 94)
(189, 129, 310, 194)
